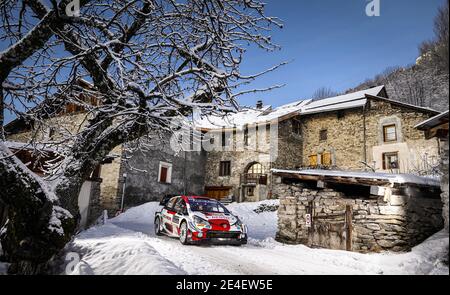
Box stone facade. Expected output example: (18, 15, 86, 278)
(274, 180, 443, 252)
(118, 135, 207, 208)
(301, 99, 439, 173)
(204, 118, 302, 202)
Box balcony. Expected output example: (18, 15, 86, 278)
(240, 173, 268, 185)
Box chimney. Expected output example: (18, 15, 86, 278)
(256, 100, 263, 109)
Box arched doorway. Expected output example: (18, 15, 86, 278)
(246, 162, 265, 175)
(240, 162, 268, 202)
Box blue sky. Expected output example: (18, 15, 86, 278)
(237, 0, 445, 108)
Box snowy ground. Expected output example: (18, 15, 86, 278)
(65, 200, 449, 275)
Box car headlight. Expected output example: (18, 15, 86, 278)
(193, 216, 209, 227)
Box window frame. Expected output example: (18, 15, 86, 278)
(319, 129, 328, 141)
(158, 161, 173, 184)
(219, 161, 231, 177)
(383, 124, 397, 143)
(382, 152, 399, 170)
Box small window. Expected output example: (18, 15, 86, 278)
(247, 187, 254, 196)
(173, 198, 187, 214)
(158, 162, 172, 184)
(165, 197, 178, 210)
(383, 152, 399, 170)
(221, 129, 226, 148)
(319, 129, 327, 141)
(219, 161, 231, 176)
(292, 120, 301, 135)
(244, 125, 249, 146)
(383, 124, 397, 142)
(337, 110, 345, 119)
(265, 124, 271, 142)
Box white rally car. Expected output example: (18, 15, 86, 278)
(154, 196, 247, 245)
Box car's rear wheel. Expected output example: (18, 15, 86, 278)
(154, 217, 163, 236)
(179, 221, 189, 245)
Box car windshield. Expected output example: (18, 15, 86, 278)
(189, 198, 229, 213)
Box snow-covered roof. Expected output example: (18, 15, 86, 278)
(195, 86, 386, 130)
(415, 110, 449, 130)
(271, 168, 440, 188)
(301, 86, 385, 115)
(194, 100, 311, 129)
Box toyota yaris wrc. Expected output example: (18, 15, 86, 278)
(154, 196, 247, 245)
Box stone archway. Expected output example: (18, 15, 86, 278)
(241, 162, 268, 202)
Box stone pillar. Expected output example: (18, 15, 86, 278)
(441, 139, 449, 232)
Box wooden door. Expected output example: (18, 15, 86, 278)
(204, 187, 231, 200)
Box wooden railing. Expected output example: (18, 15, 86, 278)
(240, 173, 268, 185)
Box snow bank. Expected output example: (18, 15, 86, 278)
(67, 200, 449, 275)
(68, 222, 184, 275)
(227, 200, 279, 241)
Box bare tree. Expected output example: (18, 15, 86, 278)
(419, 0, 449, 73)
(311, 87, 338, 101)
(0, 0, 282, 274)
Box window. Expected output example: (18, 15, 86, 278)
(221, 129, 226, 148)
(319, 129, 327, 141)
(383, 152, 399, 170)
(383, 124, 397, 142)
(165, 197, 178, 210)
(173, 198, 187, 215)
(292, 120, 301, 135)
(158, 161, 172, 184)
(244, 125, 249, 146)
(247, 187, 254, 196)
(247, 162, 264, 174)
(265, 124, 271, 142)
(337, 110, 345, 120)
(219, 161, 231, 176)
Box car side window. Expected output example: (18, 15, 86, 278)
(173, 198, 187, 214)
(165, 197, 178, 211)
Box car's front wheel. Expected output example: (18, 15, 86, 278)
(179, 221, 189, 245)
(154, 217, 163, 236)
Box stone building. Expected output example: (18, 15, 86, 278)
(198, 86, 441, 203)
(272, 169, 443, 252)
(299, 86, 440, 173)
(416, 110, 449, 231)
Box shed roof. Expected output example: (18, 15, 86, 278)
(271, 169, 440, 188)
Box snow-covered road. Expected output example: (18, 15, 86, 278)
(66, 201, 449, 275)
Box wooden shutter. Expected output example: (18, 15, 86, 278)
(309, 155, 318, 166)
(322, 152, 331, 166)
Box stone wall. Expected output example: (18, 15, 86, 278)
(204, 118, 302, 202)
(274, 181, 443, 252)
(440, 139, 449, 231)
(119, 136, 207, 208)
(301, 99, 439, 173)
